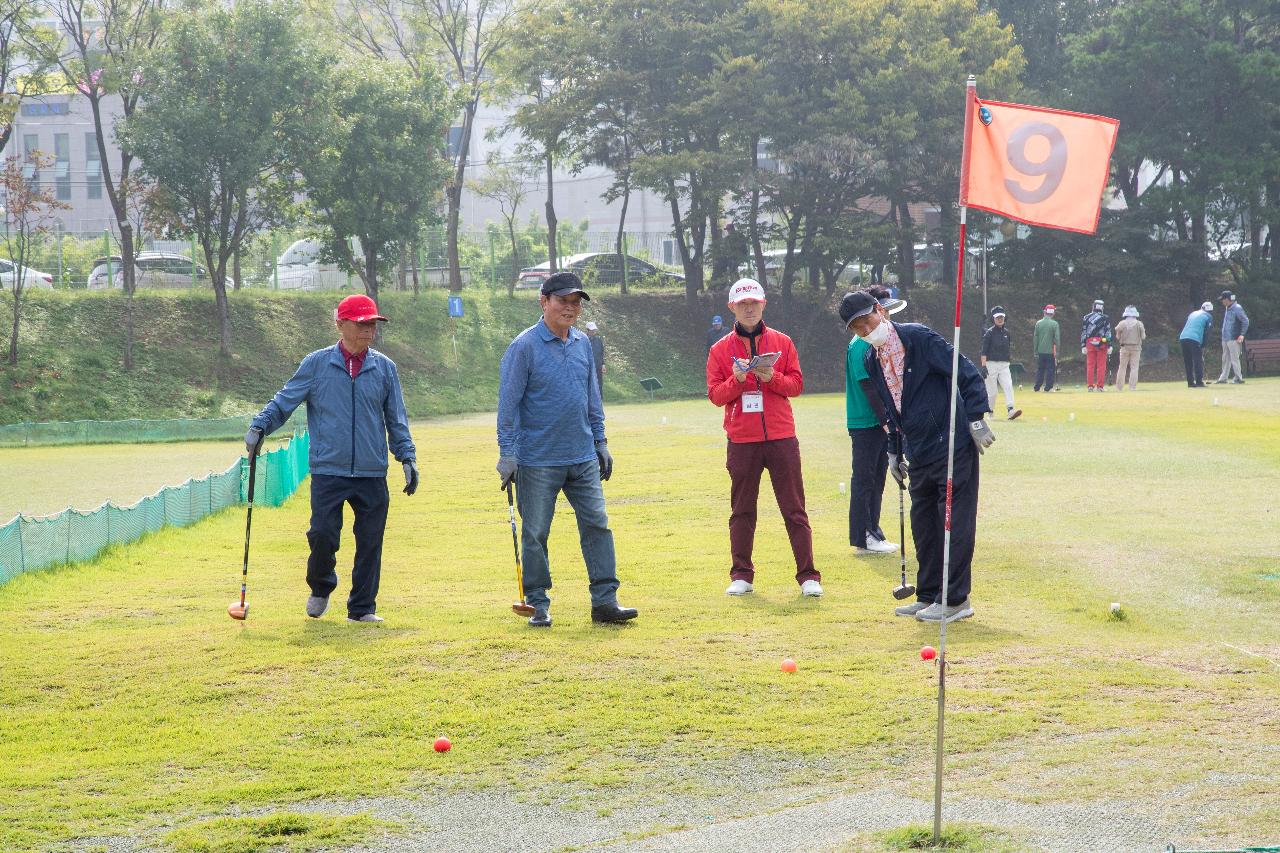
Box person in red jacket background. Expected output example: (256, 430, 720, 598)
(707, 278, 822, 598)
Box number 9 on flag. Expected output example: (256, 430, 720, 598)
(963, 95, 1119, 235)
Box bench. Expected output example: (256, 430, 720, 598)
(1244, 339, 1280, 375)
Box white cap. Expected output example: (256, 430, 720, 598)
(1201, 301, 1213, 312)
(1123, 305, 1138, 318)
(728, 278, 767, 304)
(585, 321, 598, 331)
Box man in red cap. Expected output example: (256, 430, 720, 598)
(247, 293, 418, 623)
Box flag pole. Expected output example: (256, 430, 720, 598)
(934, 73, 977, 846)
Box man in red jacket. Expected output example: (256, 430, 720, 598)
(707, 278, 821, 597)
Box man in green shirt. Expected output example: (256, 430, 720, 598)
(1033, 304, 1060, 392)
(842, 285, 903, 554)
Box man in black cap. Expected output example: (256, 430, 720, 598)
(496, 271, 638, 628)
(840, 289, 992, 623)
(980, 306, 1021, 420)
(1214, 290, 1250, 384)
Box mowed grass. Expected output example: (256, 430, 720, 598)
(2, 380, 1279, 850)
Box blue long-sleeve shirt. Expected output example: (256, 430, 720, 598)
(1179, 310, 1212, 344)
(497, 319, 604, 466)
(252, 344, 415, 477)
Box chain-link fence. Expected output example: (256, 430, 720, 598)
(0, 415, 289, 447)
(0, 430, 309, 586)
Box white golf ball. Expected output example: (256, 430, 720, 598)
(1110, 602, 1121, 613)
(661, 416, 668, 424)
(838, 482, 846, 494)
(1068, 412, 1076, 421)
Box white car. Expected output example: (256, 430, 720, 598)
(1, 258, 54, 289)
(87, 252, 233, 290)
(274, 238, 352, 291)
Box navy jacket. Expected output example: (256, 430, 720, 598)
(252, 344, 415, 478)
(863, 323, 991, 468)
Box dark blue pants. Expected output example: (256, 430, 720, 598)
(1181, 339, 1204, 386)
(849, 427, 888, 547)
(1034, 353, 1056, 391)
(306, 474, 390, 618)
(907, 442, 978, 606)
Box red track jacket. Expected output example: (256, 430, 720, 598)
(706, 322, 804, 443)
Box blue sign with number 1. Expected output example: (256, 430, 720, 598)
(447, 296, 464, 317)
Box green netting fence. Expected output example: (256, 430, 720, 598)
(0, 415, 310, 447)
(0, 431, 309, 586)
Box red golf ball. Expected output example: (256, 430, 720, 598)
(433, 736, 451, 753)
(920, 646, 937, 661)
(780, 658, 798, 673)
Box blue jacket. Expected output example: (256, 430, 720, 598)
(863, 323, 991, 468)
(1222, 302, 1249, 341)
(1179, 310, 1212, 344)
(252, 344, 415, 478)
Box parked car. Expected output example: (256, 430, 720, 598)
(274, 238, 351, 291)
(0, 258, 54, 289)
(87, 252, 233, 290)
(516, 252, 684, 289)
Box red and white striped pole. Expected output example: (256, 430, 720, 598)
(934, 73, 978, 845)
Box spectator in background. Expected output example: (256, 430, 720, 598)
(980, 307, 1021, 420)
(1081, 299, 1112, 391)
(1113, 306, 1147, 391)
(1179, 301, 1214, 387)
(584, 321, 605, 395)
(1214, 290, 1250, 384)
(842, 285, 904, 555)
(1033, 304, 1060, 392)
(706, 315, 730, 354)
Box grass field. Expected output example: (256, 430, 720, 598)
(2, 380, 1278, 852)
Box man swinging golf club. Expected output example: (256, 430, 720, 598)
(842, 289, 992, 623)
(246, 293, 418, 623)
(496, 271, 638, 628)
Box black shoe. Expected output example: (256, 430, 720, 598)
(528, 607, 551, 628)
(591, 603, 638, 624)
(1232, 379, 1245, 384)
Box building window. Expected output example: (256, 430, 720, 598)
(446, 126, 464, 160)
(54, 133, 70, 200)
(85, 133, 102, 200)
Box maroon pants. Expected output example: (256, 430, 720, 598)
(726, 437, 819, 584)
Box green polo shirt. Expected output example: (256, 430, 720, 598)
(1033, 317, 1060, 355)
(845, 337, 879, 429)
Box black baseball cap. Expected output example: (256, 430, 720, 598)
(838, 291, 878, 328)
(1219, 290, 1234, 301)
(541, 271, 590, 300)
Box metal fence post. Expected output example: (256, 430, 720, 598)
(489, 231, 496, 288)
(272, 233, 279, 290)
(104, 230, 112, 284)
(57, 227, 64, 288)
(622, 233, 629, 291)
(417, 239, 425, 292)
(190, 234, 197, 286)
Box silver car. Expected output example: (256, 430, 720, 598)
(87, 252, 234, 290)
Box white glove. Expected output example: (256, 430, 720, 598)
(969, 419, 996, 454)
(1081, 347, 1087, 355)
(888, 453, 908, 487)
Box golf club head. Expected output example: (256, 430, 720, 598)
(227, 602, 248, 620)
(892, 584, 916, 601)
(512, 602, 536, 616)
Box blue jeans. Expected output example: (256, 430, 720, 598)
(516, 460, 619, 609)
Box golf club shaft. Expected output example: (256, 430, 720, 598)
(899, 484, 907, 586)
(507, 482, 523, 602)
(239, 435, 263, 609)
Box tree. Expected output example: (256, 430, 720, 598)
(294, 58, 454, 308)
(331, 0, 528, 292)
(1, 152, 69, 364)
(0, 0, 53, 156)
(469, 157, 536, 295)
(124, 0, 317, 358)
(32, 0, 165, 371)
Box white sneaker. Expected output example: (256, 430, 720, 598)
(800, 579, 824, 597)
(862, 535, 897, 553)
(347, 613, 384, 623)
(726, 579, 754, 595)
(914, 599, 974, 623)
(894, 600, 931, 617)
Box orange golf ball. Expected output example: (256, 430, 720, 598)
(433, 736, 451, 753)
(920, 646, 937, 661)
(780, 658, 798, 673)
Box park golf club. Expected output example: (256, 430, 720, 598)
(228, 431, 264, 621)
(892, 481, 915, 600)
(506, 482, 536, 616)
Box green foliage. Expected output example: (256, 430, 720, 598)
(877, 823, 1019, 851)
(165, 813, 384, 853)
(293, 58, 456, 297)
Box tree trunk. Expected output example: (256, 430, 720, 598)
(7, 284, 21, 365)
(545, 150, 558, 272)
(616, 179, 630, 294)
(749, 138, 768, 288)
(894, 197, 915, 297)
(398, 244, 407, 292)
(365, 250, 382, 347)
(507, 219, 519, 298)
(232, 248, 242, 291)
(411, 239, 420, 296)
(213, 278, 231, 358)
(446, 98, 479, 292)
(120, 223, 137, 371)
(665, 180, 698, 307)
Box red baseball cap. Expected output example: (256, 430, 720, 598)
(336, 294, 388, 323)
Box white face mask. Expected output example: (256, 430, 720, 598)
(861, 320, 891, 348)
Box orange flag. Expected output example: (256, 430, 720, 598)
(962, 93, 1119, 235)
